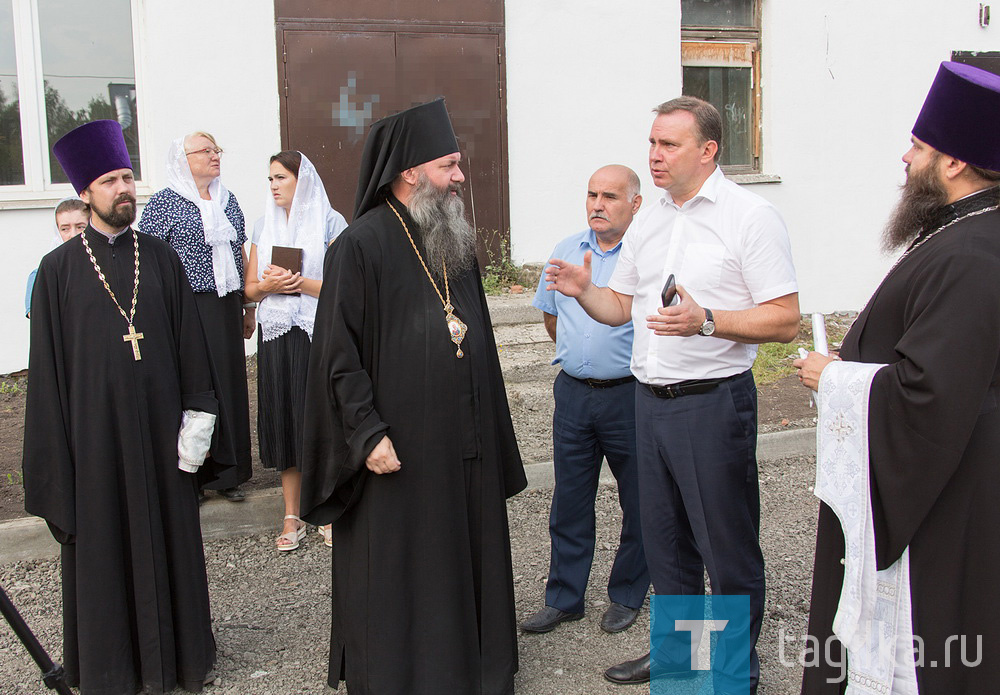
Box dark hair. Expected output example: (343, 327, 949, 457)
(653, 96, 723, 163)
(969, 164, 1000, 183)
(54, 198, 89, 221)
(269, 150, 302, 177)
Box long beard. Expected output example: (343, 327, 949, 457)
(94, 193, 137, 230)
(882, 156, 949, 252)
(407, 175, 476, 282)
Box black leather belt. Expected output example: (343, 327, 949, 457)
(566, 374, 636, 389)
(641, 372, 741, 399)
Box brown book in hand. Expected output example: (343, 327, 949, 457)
(270, 246, 303, 296)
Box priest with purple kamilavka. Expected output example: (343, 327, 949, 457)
(22, 120, 227, 694)
(796, 62, 1000, 694)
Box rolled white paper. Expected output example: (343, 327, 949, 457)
(812, 313, 829, 356)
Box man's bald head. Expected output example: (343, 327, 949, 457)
(586, 165, 642, 246)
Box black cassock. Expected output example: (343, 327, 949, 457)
(23, 226, 226, 695)
(802, 189, 1000, 694)
(300, 197, 527, 695)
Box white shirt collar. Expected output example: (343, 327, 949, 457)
(659, 165, 723, 210)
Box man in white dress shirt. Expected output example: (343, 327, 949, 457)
(546, 96, 799, 692)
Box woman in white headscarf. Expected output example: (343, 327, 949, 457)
(245, 150, 347, 550)
(139, 131, 254, 501)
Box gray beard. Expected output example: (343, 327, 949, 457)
(407, 175, 476, 282)
(882, 158, 950, 253)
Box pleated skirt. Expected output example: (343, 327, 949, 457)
(257, 326, 311, 471)
(193, 291, 252, 488)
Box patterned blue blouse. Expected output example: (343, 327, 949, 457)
(139, 188, 247, 294)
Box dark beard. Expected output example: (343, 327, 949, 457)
(93, 193, 137, 230)
(882, 155, 949, 252)
(407, 174, 476, 282)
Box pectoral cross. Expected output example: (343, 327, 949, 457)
(122, 324, 144, 361)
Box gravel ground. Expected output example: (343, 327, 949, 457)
(1, 454, 818, 695)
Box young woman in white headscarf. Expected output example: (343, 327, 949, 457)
(245, 150, 347, 550)
(139, 131, 254, 502)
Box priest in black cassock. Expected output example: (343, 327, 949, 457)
(22, 120, 226, 694)
(795, 62, 1000, 694)
(300, 98, 527, 694)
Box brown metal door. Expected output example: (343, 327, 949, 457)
(281, 30, 396, 218)
(280, 29, 506, 264)
(394, 32, 503, 265)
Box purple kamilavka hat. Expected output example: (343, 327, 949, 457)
(912, 61, 1000, 171)
(52, 120, 133, 193)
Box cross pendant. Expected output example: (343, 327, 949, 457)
(122, 323, 144, 361)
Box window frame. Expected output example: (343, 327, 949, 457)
(1, 0, 148, 206)
(681, 0, 763, 176)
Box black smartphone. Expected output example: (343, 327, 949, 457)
(661, 274, 677, 307)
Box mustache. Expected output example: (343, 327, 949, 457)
(114, 193, 137, 206)
(589, 211, 610, 222)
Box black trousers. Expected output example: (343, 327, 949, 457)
(635, 370, 763, 691)
(544, 372, 649, 613)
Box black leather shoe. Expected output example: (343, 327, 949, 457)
(600, 602, 640, 633)
(604, 652, 650, 685)
(218, 486, 246, 502)
(519, 606, 584, 633)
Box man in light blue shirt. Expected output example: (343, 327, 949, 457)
(523, 165, 650, 636)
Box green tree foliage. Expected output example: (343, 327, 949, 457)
(0, 83, 24, 186)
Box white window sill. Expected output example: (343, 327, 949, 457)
(728, 173, 782, 184)
(0, 190, 153, 211)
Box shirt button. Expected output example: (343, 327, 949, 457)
(839, 558, 845, 565)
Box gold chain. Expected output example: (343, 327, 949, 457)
(387, 200, 468, 358)
(80, 229, 140, 327)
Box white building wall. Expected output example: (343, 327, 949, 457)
(1, 0, 997, 372)
(505, 0, 680, 270)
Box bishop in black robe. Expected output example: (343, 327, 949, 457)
(23, 224, 226, 694)
(801, 187, 1000, 693)
(300, 193, 527, 694)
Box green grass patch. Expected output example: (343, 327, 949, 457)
(752, 314, 854, 386)
(752, 341, 801, 385)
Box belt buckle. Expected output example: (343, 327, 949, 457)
(664, 383, 680, 398)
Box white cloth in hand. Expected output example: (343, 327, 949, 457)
(177, 410, 217, 473)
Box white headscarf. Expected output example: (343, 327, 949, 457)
(256, 152, 332, 341)
(165, 137, 241, 297)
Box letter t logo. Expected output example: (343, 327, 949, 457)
(675, 619, 730, 670)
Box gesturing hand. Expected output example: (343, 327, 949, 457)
(366, 435, 402, 475)
(646, 285, 704, 337)
(545, 252, 593, 298)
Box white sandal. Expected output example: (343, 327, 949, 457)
(276, 514, 307, 551)
(318, 524, 333, 548)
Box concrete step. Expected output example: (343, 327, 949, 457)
(486, 293, 541, 326)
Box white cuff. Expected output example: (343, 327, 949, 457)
(177, 409, 217, 473)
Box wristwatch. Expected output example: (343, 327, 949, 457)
(698, 308, 716, 336)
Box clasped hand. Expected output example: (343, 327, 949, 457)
(646, 285, 705, 337)
(259, 264, 304, 295)
(366, 435, 402, 475)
